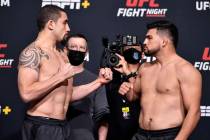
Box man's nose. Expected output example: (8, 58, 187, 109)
(143, 39, 147, 45)
(67, 25, 70, 32)
(76, 47, 80, 51)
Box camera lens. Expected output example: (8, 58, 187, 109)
(108, 54, 119, 67)
(110, 56, 117, 63)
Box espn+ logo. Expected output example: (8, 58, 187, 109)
(0, 0, 10, 7)
(42, 0, 90, 10)
(0, 105, 12, 116)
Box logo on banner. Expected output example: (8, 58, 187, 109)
(0, 0, 10, 7)
(117, 0, 168, 18)
(0, 43, 14, 69)
(141, 55, 156, 63)
(196, 1, 210, 11)
(0, 105, 12, 116)
(42, 0, 90, 10)
(200, 106, 210, 117)
(194, 47, 210, 71)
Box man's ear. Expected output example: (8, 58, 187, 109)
(162, 37, 168, 48)
(47, 20, 55, 30)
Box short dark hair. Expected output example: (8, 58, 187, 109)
(37, 5, 66, 31)
(65, 33, 88, 49)
(147, 20, 178, 48)
(67, 33, 88, 43)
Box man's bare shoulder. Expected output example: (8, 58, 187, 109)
(140, 60, 158, 71)
(175, 57, 201, 80)
(18, 42, 49, 72)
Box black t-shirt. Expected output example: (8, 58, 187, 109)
(66, 69, 109, 140)
(106, 71, 140, 140)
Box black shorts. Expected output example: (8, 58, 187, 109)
(22, 115, 70, 140)
(131, 126, 181, 140)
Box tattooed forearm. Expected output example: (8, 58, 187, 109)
(18, 45, 49, 72)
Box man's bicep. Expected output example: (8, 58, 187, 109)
(133, 76, 141, 95)
(18, 67, 39, 94)
(18, 46, 41, 94)
(180, 68, 202, 110)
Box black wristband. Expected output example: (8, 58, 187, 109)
(124, 72, 137, 81)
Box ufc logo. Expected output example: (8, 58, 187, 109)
(202, 47, 210, 61)
(196, 1, 210, 11)
(126, 0, 159, 7)
(0, 43, 7, 58)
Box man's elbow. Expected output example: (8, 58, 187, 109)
(20, 94, 31, 103)
(190, 107, 201, 124)
(196, 109, 201, 122)
(19, 89, 33, 103)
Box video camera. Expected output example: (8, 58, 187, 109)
(100, 35, 139, 68)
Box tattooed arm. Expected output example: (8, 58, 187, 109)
(18, 45, 74, 103)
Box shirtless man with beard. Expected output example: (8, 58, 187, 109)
(18, 5, 112, 140)
(116, 20, 202, 140)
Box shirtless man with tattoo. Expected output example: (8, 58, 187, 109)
(18, 5, 112, 140)
(116, 20, 202, 140)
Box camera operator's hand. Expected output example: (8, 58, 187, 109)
(114, 54, 131, 75)
(98, 68, 113, 84)
(119, 82, 133, 96)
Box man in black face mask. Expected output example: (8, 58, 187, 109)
(64, 34, 110, 140)
(123, 46, 142, 65)
(66, 38, 86, 66)
(106, 42, 142, 140)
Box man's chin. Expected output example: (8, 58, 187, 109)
(64, 33, 69, 39)
(144, 53, 152, 57)
(144, 51, 153, 57)
(61, 34, 68, 45)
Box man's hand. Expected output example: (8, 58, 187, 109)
(119, 82, 133, 96)
(114, 54, 130, 75)
(59, 63, 84, 80)
(98, 68, 113, 84)
(57, 51, 83, 80)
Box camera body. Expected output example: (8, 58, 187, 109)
(100, 35, 139, 68)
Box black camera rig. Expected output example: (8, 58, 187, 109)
(100, 35, 139, 68)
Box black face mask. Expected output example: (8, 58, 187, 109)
(68, 50, 86, 66)
(123, 48, 141, 64)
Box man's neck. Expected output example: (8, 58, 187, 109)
(155, 45, 177, 65)
(36, 30, 57, 50)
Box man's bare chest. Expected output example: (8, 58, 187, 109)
(39, 54, 62, 78)
(141, 67, 179, 94)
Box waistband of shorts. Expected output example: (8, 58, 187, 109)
(138, 126, 181, 137)
(25, 114, 67, 126)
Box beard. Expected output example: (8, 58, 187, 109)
(60, 32, 69, 46)
(143, 47, 158, 57)
(144, 50, 153, 57)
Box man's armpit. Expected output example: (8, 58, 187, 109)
(18, 46, 43, 72)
